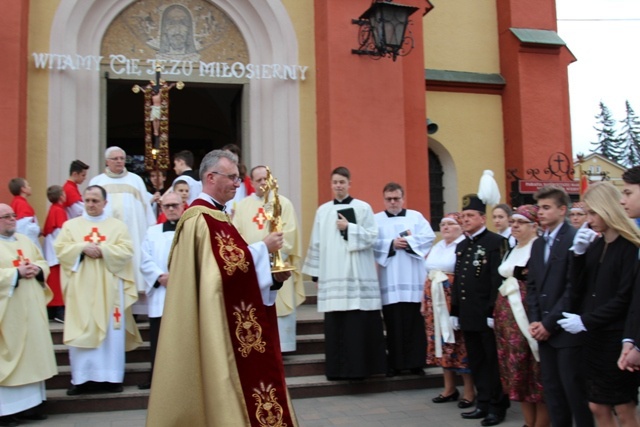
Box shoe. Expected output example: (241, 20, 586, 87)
(66, 384, 84, 396)
(103, 382, 123, 393)
(138, 382, 151, 390)
(432, 389, 459, 403)
(16, 403, 47, 420)
(461, 408, 488, 419)
(481, 413, 505, 426)
(457, 397, 475, 408)
(0, 415, 19, 427)
(409, 368, 425, 376)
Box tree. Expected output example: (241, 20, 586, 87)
(591, 101, 622, 163)
(618, 100, 640, 167)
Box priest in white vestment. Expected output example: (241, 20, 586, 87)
(373, 182, 435, 376)
(0, 204, 56, 424)
(55, 185, 142, 396)
(89, 147, 155, 314)
(233, 165, 305, 352)
(302, 166, 386, 380)
(138, 192, 184, 389)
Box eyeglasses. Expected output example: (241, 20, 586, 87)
(162, 203, 181, 209)
(107, 156, 126, 161)
(0, 213, 17, 220)
(211, 171, 242, 183)
(384, 197, 402, 202)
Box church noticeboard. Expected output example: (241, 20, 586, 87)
(518, 180, 580, 195)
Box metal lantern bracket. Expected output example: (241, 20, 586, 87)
(352, 0, 419, 61)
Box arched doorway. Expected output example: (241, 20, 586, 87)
(47, 0, 302, 206)
(106, 77, 243, 182)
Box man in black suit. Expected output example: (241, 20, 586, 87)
(451, 194, 509, 427)
(526, 186, 594, 427)
(619, 167, 640, 371)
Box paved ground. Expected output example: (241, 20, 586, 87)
(24, 388, 526, 426)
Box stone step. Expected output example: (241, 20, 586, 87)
(282, 353, 325, 377)
(44, 369, 445, 415)
(53, 343, 151, 366)
(46, 363, 150, 390)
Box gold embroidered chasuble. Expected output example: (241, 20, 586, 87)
(54, 216, 142, 350)
(147, 202, 297, 427)
(0, 234, 56, 386)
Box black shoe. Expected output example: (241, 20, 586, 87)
(481, 413, 505, 426)
(432, 389, 459, 403)
(66, 384, 84, 396)
(458, 397, 475, 409)
(138, 382, 151, 390)
(103, 382, 123, 393)
(409, 368, 425, 376)
(16, 403, 47, 421)
(0, 415, 19, 427)
(386, 369, 400, 377)
(461, 408, 488, 419)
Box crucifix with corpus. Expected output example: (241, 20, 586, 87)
(132, 65, 184, 173)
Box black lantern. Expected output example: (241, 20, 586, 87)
(352, 0, 419, 61)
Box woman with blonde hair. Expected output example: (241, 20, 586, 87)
(559, 182, 640, 427)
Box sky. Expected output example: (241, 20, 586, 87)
(555, 0, 640, 157)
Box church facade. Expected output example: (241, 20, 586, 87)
(0, 0, 574, 242)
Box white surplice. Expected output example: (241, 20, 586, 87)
(373, 210, 435, 305)
(140, 223, 174, 318)
(302, 198, 381, 312)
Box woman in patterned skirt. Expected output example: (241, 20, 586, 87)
(423, 213, 475, 407)
(494, 205, 549, 427)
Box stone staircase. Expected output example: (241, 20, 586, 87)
(44, 285, 444, 414)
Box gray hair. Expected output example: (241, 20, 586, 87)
(105, 146, 126, 158)
(199, 149, 238, 180)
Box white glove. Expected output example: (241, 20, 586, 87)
(450, 316, 460, 331)
(570, 223, 598, 255)
(487, 318, 494, 329)
(557, 312, 586, 334)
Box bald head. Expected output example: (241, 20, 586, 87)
(0, 203, 17, 237)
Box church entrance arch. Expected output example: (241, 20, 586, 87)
(48, 0, 302, 205)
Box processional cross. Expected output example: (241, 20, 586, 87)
(132, 65, 184, 172)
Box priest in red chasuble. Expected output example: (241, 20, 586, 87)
(55, 185, 142, 396)
(146, 150, 298, 427)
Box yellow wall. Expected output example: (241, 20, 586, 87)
(426, 90, 506, 209)
(282, 0, 317, 251)
(423, 0, 500, 74)
(27, 0, 60, 220)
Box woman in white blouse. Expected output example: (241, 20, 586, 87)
(422, 213, 475, 407)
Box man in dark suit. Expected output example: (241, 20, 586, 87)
(451, 194, 509, 427)
(526, 186, 594, 427)
(619, 167, 640, 371)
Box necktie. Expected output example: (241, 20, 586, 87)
(544, 235, 552, 263)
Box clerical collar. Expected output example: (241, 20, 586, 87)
(163, 221, 177, 232)
(82, 211, 108, 222)
(199, 194, 226, 211)
(0, 233, 16, 242)
(385, 209, 406, 217)
(333, 196, 353, 205)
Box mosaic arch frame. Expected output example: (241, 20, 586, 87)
(47, 0, 302, 205)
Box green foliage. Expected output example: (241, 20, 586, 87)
(618, 100, 640, 167)
(591, 101, 622, 163)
